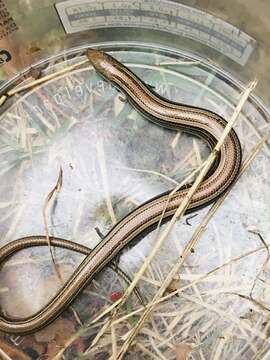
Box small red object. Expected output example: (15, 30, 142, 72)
(110, 291, 123, 302)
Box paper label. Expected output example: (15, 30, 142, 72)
(55, 0, 256, 66)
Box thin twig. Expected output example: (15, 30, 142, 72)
(248, 230, 270, 298)
(0, 348, 13, 360)
(70, 306, 83, 326)
(87, 318, 112, 351)
(42, 167, 63, 281)
(180, 293, 269, 342)
(52, 325, 90, 360)
(231, 293, 270, 313)
(6, 60, 88, 97)
(114, 165, 180, 186)
(111, 324, 117, 359)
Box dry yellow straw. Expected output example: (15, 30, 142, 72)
(0, 59, 89, 106)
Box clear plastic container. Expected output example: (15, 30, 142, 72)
(0, 1, 269, 359)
